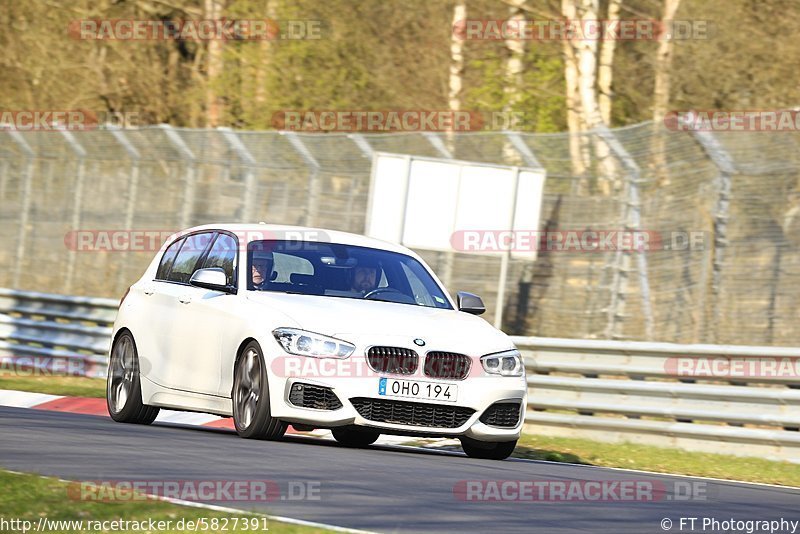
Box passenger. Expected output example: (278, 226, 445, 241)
(251, 252, 273, 289)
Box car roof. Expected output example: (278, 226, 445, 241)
(176, 223, 418, 257)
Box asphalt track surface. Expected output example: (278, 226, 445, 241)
(2, 406, 800, 533)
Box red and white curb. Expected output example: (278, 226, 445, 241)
(0, 389, 451, 447)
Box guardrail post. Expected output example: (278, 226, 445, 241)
(6, 130, 35, 288)
(109, 128, 141, 293)
(159, 124, 197, 229)
(594, 125, 654, 340)
(282, 132, 321, 227)
(682, 113, 734, 344)
(218, 128, 259, 222)
(59, 130, 88, 294)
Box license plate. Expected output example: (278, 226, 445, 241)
(378, 377, 457, 402)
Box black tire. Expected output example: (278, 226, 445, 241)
(332, 426, 380, 447)
(107, 331, 160, 424)
(460, 437, 517, 460)
(232, 341, 287, 440)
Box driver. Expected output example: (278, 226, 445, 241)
(350, 262, 379, 295)
(251, 251, 274, 290)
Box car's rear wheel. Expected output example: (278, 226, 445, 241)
(233, 341, 287, 440)
(332, 426, 380, 447)
(107, 331, 159, 424)
(460, 437, 517, 460)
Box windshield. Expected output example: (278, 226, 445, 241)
(247, 240, 452, 309)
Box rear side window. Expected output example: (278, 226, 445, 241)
(202, 233, 238, 287)
(168, 233, 215, 284)
(156, 238, 183, 280)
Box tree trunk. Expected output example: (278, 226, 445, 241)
(205, 0, 225, 127)
(598, 0, 621, 125)
(562, 0, 588, 189)
(446, 1, 466, 153)
(502, 0, 527, 163)
(651, 0, 681, 187)
(254, 0, 277, 112)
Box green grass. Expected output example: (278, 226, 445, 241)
(0, 372, 106, 398)
(416, 434, 800, 488)
(0, 469, 332, 533)
(3, 375, 799, 488)
(511, 434, 800, 487)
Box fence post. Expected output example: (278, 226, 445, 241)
(109, 128, 141, 293)
(503, 131, 550, 333)
(594, 124, 655, 340)
(282, 132, 320, 227)
(218, 128, 259, 222)
(6, 130, 35, 288)
(60, 130, 88, 294)
(159, 124, 196, 229)
(348, 133, 374, 159)
(682, 113, 734, 344)
(422, 132, 453, 159)
(504, 131, 543, 169)
(420, 132, 459, 291)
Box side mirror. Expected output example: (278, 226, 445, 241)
(457, 291, 485, 315)
(190, 268, 232, 293)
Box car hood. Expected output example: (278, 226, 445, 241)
(246, 291, 512, 355)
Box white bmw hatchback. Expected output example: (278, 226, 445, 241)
(108, 224, 526, 459)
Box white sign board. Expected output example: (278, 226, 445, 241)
(366, 153, 546, 261)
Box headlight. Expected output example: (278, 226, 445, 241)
(481, 349, 524, 376)
(272, 328, 355, 359)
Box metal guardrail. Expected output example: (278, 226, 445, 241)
(0, 288, 116, 378)
(1, 288, 799, 460)
(514, 336, 800, 461)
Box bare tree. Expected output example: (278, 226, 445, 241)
(255, 0, 277, 109)
(598, 0, 622, 124)
(205, 0, 225, 127)
(501, 0, 528, 163)
(562, 0, 589, 187)
(447, 1, 466, 152)
(651, 0, 682, 187)
(563, 0, 617, 194)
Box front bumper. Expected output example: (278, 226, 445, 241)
(267, 362, 526, 442)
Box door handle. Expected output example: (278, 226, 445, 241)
(178, 295, 193, 304)
(142, 286, 155, 296)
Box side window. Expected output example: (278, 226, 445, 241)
(272, 252, 313, 283)
(202, 233, 238, 287)
(168, 232, 214, 284)
(156, 238, 183, 281)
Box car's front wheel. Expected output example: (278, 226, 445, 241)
(332, 426, 380, 447)
(107, 331, 160, 424)
(460, 437, 517, 460)
(233, 341, 287, 440)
